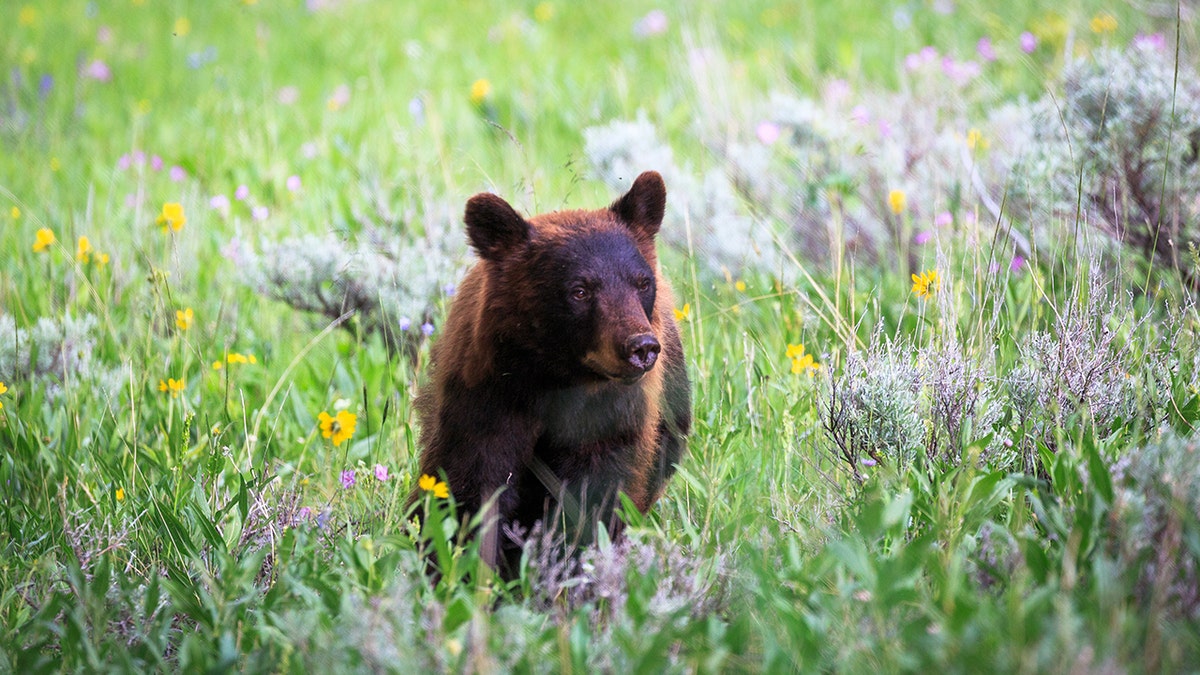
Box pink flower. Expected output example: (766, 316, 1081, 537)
(1133, 33, 1166, 51)
(210, 194, 230, 212)
(633, 9, 668, 37)
(132, 150, 146, 165)
(169, 166, 187, 182)
(755, 121, 781, 145)
(914, 230, 934, 245)
(1010, 255, 1026, 272)
(862, 458, 878, 467)
(118, 154, 132, 170)
(1019, 32, 1037, 54)
(934, 211, 953, 228)
(904, 53, 922, 71)
(976, 37, 996, 62)
(83, 59, 111, 82)
(340, 469, 356, 489)
(374, 464, 389, 481)
(851, 105, 870, 125)
(277, 86, 299, 105)
(824, 79, 850, 103)
(919, 46, 938, 64)
(235, 185, 250, 201)
(252, 205, 270, 221)
(286, 175, 302, 192)
(151, 155, 164, 171)
(297, 506, 312, 520)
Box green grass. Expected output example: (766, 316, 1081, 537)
(4, 0, 1200, 672)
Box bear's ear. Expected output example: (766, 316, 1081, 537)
(465, 193, 531, 261)
(610, 170, 666, 239)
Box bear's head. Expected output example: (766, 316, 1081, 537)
(463, 171, 668, 385)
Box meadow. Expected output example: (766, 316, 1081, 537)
(3, 0, 1200, 672)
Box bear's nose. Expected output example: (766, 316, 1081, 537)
(624, 334, 661, 372)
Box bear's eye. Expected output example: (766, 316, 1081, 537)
(570, 286, 590, 302)
(636, 277, 653, 293)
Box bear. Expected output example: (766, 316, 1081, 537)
(412, 170, 691, 575)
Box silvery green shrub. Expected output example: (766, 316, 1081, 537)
(1013, 44, 1200, 286)
(240, 224, 464, 356)
(0, 313, 118, 397)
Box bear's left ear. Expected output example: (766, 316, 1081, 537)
(610, 170, 666, 239)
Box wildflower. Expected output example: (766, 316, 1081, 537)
(318, 410, 357, 446)
(888, 189, 907, 215)
(115, 487, 125, 502)
(210, 194, 230, 212)
(469, 78, 492, 105)
(235, 185, 250, 201)
(420, 322, 435, 336)
(399, 316, 412, 331)
(286, 175, 301, 192)
(418, 473, 450, 499)
(18, 6, 36, 26)
(1010, 255, 1026, 272)
(251, 205, 269, 221)
(83, 59, 111, 82)
(787, 344, 820, 375)
(39, 74, 53, 97)
(534, 2, 553, 22)
(173, 17, 191, 36)
(934, 211, 953, 228)
(374, 463, 389, 481)
(50, 157, 61, 172)
(966, 128, 988, 151)
(755, 121, 781, 145)
(1020, 31, 1037, 53)
(76, 236, 93, 262)
(0, 381, 7, 409)
(168, 166, 187, 182)
(674, 303, 691, 321)
(911, 269, 939, 299)
(1090, 12, 1117, 34)
(33, 228, 55, 252)
(633, 9, 668, 37)
(913, 230, 934, 245)
(175, 308, 194, 330)
(151, 155, 164, 171)
(10, 207, 19, 220)
(862, 458, 878, 467)
(327, 84, 350, 111)
(156, 202, 186, 232)
(976, 37, 996, 62)
(97, 252, 110, 266)
(158, 377, 185, 397)
(340, 469, 356, 489)
(735, 280, 747, 292)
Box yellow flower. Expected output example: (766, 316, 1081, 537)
(50, 157, 60, 172)
(966, 128, 988, 151)
(0, 381, 7, 410)
(174, 17, 191, 36)
(10, 207, 19, 220)
(158, 377, 185, 397)
(175, 308, 194, 330)
(97, 252, 110, 266)
(470, 78, 492, 105)
(318, 410, 357, 446)
(156, 202, 186, 232)
(911, 269, 940, 299)
(18, 6, 36, 26)
(1090, 12, 1117, 34)
(212, 361, 223, 370)
(419, 473, 450, 499)
(115, 487, 125, 502)
(887, 189, 907, 215)
(791, 353, 819, 375)
(786, 343, 805, 359)
(33, 228, 55, 252)
(735, 280, 747, 292)
(533, 2, 553, 22)
(674, 303, 691, 321)
(76, 236, 93, 263)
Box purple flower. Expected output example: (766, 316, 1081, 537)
(756, 120, 782, 145)
(251, 205, 270, 221)
(1133, 32, 1166, 52)
(132, 150, 146, 165)
(914, 230, 934, 245)
(151, 155, 164, 171)
(38, 74, 53, 98)
(316, 508, 330, 530)
(442, 283, 456, 296)
(286, 175, 302, 192)
(83, 59, 111, 82)
(919, 46, 939, 64)
(934, 211, 953, 228)
(1019, 31, 1037, 54)
(118, 154, 132, 171)
(235, 184, 250, 201)
(374, 464, 389, 481)
(340, 469, 356, 489)
(421, 322, 435, 336)
(633, 9, 668, 38)
(297, 506, 312, 521)
(824, 79, 850, 103)
(904, 52, 922, 71)
(210, 194, 230, 212)
(851, 105, 870, 125)
(877, 119, 893, 138)
(1010, 255, 1026, 272)
(976, 37, 996, 62)
(169, 165, 187, 182)
(862, 458, 878, 467)
(398, 316, 412, 331)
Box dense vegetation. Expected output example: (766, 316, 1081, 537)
(3, 1, 1200, 671)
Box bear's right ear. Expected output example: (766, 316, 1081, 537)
(465, 193, 531, 261)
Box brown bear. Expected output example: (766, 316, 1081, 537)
(413, 170, 691, 574)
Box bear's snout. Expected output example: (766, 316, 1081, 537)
(623, 333, 661, 372)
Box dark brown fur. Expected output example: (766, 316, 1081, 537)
(412, 171, 691, 573)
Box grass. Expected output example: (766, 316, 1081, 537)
(4, 0, 1200, 672)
